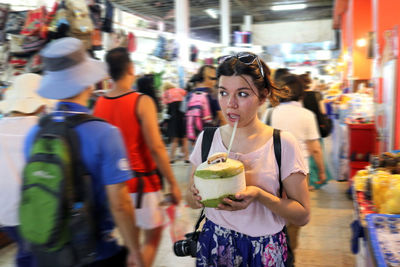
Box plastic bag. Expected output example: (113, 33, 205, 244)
(164, 204, 193, 243)
(380, 175, 400, 214)
(372, 170, 391, 211)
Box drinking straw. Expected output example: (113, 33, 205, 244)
(226, 120, 238, 159)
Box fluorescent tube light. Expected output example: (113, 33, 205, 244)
(270, 4, 307, 11)
(205, 8, 218, 19)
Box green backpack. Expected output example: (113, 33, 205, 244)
(19, 113, 104, 266)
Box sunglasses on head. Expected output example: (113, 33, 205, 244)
(218, 52, 265, 79)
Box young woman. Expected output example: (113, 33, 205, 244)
(187, 53, 310, 267)
(299, 73, 331, 189)
(161, 81, 189, 163)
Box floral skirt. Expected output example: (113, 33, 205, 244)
(196, 219, 288, 267)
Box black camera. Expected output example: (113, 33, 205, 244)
(173, 231, 200, 257)
(173, 208, 205, 257)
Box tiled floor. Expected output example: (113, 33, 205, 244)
(0, 160, 356, 267)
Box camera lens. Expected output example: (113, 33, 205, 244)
(173, 240, 189, 257)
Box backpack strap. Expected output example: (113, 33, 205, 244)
(64, 114, 105, 203)
(273, 128, 295, 266)
(201, 127, 217, 162)
(192, 127, 217, 232)
(273, 129, 283, 197)
(266, 108, 274, 126)
(65, 113, 106, 127)
(38, 114, 53, 127)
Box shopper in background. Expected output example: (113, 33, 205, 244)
(257, 67, 290, 120)
(187, 52, 310, 266)
(183, 65, 226, 144)
(264, 74, 326, 188)
(262, 74, 325, 258)
(136, 74, 162, 113)
(93, 47, 182, 267)
(0, 73, 52, 267)
(161, 81, 189, 163)
(273, 68, 290, 87)
(23, 38, 142, 266)
(299, 73, 331, 189)
(188, 65, 226, 126)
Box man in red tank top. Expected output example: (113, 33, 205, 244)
(93, 47, 182, 267)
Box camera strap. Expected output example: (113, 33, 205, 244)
(194, 208, 205, 232)
(193, 127, 217, 231)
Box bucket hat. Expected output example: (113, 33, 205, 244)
(37, 37, 107, 99)
(0, 73, 52, 114)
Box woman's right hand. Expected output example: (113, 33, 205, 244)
(189, 184, 204, 209)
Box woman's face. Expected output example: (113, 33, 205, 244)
(218, 75, 263, 127)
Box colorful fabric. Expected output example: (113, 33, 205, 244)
(197, 219, 288, 267)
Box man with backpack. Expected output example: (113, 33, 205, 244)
(185, 65, 226, 143)
(21, 38, 142, 267)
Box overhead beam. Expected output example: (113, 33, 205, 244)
(109, 0, 174, 25)
(191, 23, 241, 30)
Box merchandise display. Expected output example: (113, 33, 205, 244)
(351, 151, 400, 267)
(366, 214, 400, 267)
(345, 93, 374, 124)
(327, 88, 377, 182)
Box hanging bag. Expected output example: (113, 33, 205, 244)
(20, 6, 47, 38)
(48, 1, 70, 40)
(65, 0, 93, 35)
(317, 113, 333, 138)
(5, 11, 27, 34)
(306, 91, 333, 138)
(0, 3, 10, 31)
(65, 0, 93, 49)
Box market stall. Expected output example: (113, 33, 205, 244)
(0, 0, 222, 108)
(351, 151, 400, 267)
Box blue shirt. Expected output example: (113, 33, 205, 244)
(24, 102, 132, 260)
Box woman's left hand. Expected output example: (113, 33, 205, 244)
(217, 186, 260, 211)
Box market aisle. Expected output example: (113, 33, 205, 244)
(294, 181, 355, 267)
(0, 163, 355, 267)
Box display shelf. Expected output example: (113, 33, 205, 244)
(353, 189, 376, 227)
(350, 161, 371, 180)
(366, 214, 400, 267)
(348, 123, 377, 183)
(352, 187, 376, 267)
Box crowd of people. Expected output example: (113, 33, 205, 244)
(0, 37, 333, 267)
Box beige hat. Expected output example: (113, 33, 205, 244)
(0, 73, 52, 114)
(162, 81, 177, 92)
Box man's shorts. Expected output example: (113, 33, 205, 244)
(130, 191, 167, 230)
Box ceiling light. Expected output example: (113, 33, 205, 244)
(270, 4, 307, 11)
(205, 8, 218, 19)
(356, 38, 367, 47)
